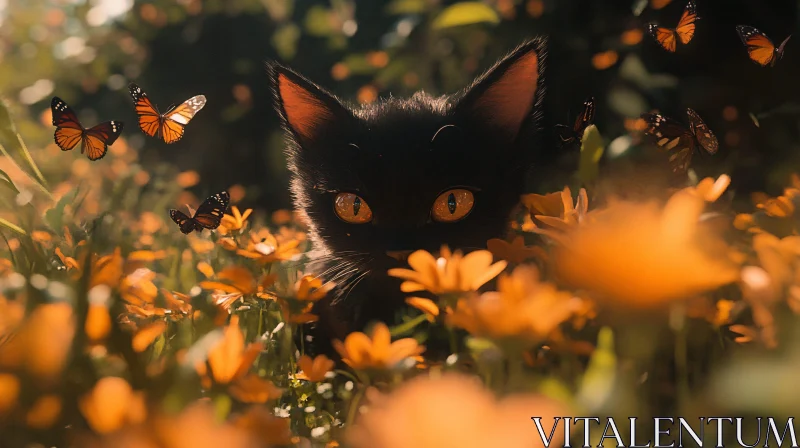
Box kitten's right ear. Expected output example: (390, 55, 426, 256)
(268, 63, 352, 146)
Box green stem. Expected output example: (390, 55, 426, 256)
(389, 313, 429, 337)
(672, 304, 690, 407)
(0, 217, 26, 235)
(345, 384, 366, 428)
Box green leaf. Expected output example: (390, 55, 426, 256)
(577, 327, 617, 412)
(0, 167, 19, 195)
(44, 188, 78, 233)
(432, 2, 500, 30)
(304, 6, 333, 36)
(577, 125, 604, 186)
(213, 393, 232, 422)
(385, 0, 426, 15)
(272, 23, 301, 60)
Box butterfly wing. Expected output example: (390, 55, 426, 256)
(777, 35, 792, 59)
(573, 97, 596, 134)
(129, 83, 163, 138)
(192, 191, 230, 230)
(642, 112, 696, 174)
(647, 24, 677, 52)
(736, 25, 776, 66)
(169, 209, 198, 235)
(160, 95, 207, 144)
(51, 97, 84, 152)
(675, 1, 698, 44)
(81, 121, 124, 161)
(685, 108, 719, 155)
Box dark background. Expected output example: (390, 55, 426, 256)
(3, 0, 799, 211)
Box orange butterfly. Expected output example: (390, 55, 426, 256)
(647, 0, 698, 52)
(129, 83, 206, 144)
(736, 25, 791, 67)
(51, 97, 124, 161)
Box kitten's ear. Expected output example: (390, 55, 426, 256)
(269, 63, 353, 145)
(455, 38, 546, 142)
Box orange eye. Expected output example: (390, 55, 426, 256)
(431, 189, 474, 223)
(334, 193, 373, 224)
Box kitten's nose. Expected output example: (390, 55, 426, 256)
(386, 250, 414, 262)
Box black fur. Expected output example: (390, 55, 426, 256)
(268, 38, 548, 356)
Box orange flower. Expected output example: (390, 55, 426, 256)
(203, 315, 264, 384)
(296, 354, 335, 382)
(236, 227, 302, 263)
(31, 230, 53, 245)
(79, 377, 147, 434)
(219, 206, 252, 234)
(294, 275, 334, 302)
(228, 374, 283, 403)
(0, 303, 75, 380)
(487, 236, 547, 264)
(686, 175, 731, 203)
(554, 189, 740, 307)
(592, 50, 618, 70)
(524, 186, 589, 234)
(347, 373, 569, 448)
(132, 320, 168, 352)
(199, 266, 270, 310)
(26, 394, 62, 428)
(176, 170, 200, 188)
(448, 266, 580, 345)
(127, 250, 167, 262)
(85, 303, 112, 342)
(387, 247, 507, 296)
(189, 235, 216, 254)
(332, 322, 425, 370)
(119, 268, 158, 305)
(0, 374, 20, 414)
(405, 297, 440, 322)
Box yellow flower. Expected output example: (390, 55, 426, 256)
(487, 235, 547, 264)
(203, 315, 264, 384)
(79, 377, 147, 434)
(332, 322, 425, 370)
(296, 354, 335, 382)
(219, 206, 252, 234)
(347, 373, 569, 448)
(387, 247, 507, 295)
(554, 189, 740, 307)
(448, 266, 580, 345)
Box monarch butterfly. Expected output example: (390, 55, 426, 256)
(736, 25, 792, 67)
(647, 1, 698, 53)
(129, 83, 207, 144)
(555, 97, 596, 147)
(169, 191, 230, 235)
(50, 97, 124, 161)
(641, 108, 718, 174)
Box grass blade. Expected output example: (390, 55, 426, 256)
(16, 133, 49, 189)
(0, 217, 26, 235)
(0, 141, 54, 201)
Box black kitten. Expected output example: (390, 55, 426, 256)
(269, 39, 547, 355)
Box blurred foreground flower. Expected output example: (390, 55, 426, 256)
(333, 322, 424, 370)
(387, 247, 506, 296)
(79, 377, 147, 434)
(296, 354, 335, 382)
(554, 187, 740, 306)
(448, 266, 582, 347)
(198, 315, 264, 385)
(347, 373, 568, 448)
(487, 235, 547, 264)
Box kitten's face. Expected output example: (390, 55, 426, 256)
(271, 39, 545, 304)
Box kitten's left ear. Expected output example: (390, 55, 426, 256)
(455, 38, 546, 142)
